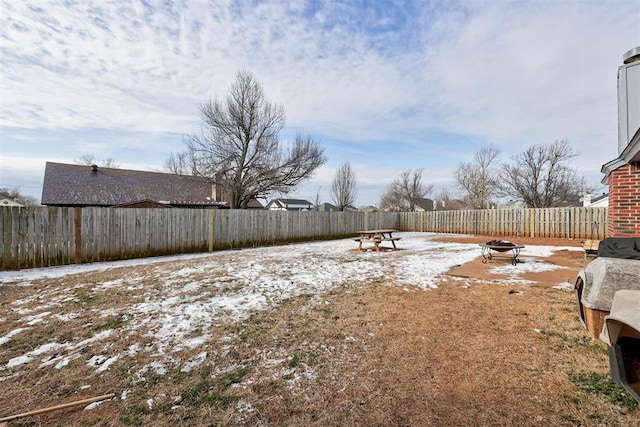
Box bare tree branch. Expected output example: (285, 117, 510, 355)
(379, 169, 433, 211)
(0, 187, 38, 206)
(331, 162, 358, 210)
(499, 139, 582, 207)
(169, 70, 326, 208)
(163, 152, 199, 176)
(455, 145, 500, 209)
(74, 155, 120, 168)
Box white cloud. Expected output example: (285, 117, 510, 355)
(0, 0, 637, 205)
(418, 2, 636, 153)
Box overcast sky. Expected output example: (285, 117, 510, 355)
(1, 0, 638, 206)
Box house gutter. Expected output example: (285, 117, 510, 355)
(601, 129, 640, 184)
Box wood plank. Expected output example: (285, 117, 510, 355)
(0, 206, 612, 271)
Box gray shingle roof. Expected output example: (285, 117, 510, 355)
(415, 198, 435, 211)
(275, 199, 313, 205)
(41, 162, 217, 207)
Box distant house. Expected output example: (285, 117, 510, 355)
(0, 198, 23, 207)
(41, 162, 263, 209)
(266, 198, 314, 211)
(498, 198, 585, 209)
(414, 198, 435, 212)
(316, 202, 338, 212)
(582, 193, 609, 208)
(498, 200, 527, 209)
(590, 194, 609, 208)
(358, 205, 378, 213)
(436, 199, 466, 210)
(556, 199, 583, 208)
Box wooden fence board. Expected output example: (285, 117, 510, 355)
(0, 206, 609, 270)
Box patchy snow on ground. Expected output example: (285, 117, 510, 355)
(0, 233, 579, 380)
(489, 257, 566, 284)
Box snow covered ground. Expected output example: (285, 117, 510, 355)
(0, 232, 579, 382)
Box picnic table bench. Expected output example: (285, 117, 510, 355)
(355, 229, 401, 252)
(582, 239, 600, 259)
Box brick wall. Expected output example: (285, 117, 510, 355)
(607, 161, 640, 237)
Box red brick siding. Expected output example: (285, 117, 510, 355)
(607, 161, 640, 237)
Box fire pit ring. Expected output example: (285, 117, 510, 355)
(479, 240, 525, 266)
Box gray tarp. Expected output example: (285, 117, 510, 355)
(580, 257, 640, 311)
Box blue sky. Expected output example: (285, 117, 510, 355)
(1, 0, 638, 206)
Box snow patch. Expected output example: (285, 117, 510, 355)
(0, 233, 582, 381)
(0, 328, 28, 345)
(181, 351, 207, 372)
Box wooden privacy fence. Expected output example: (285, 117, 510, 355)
(0, 207, 394, 270)
(1, 206, 607, 271)
(396, 207, 607, 239)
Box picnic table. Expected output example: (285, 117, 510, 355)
(582, 239, 600, 259)
(354, 229, 401, 252)
(480, 240, 524, 265)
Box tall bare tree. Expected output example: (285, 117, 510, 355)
(331, 162, 357, 211)
(379, 169, 433, 211)
(175, 70, 326, 208)
(75, 155, 120, 168)
(311, 186, 323, 211)
(455, 146, 500, 209)
(499, 139, 581, 208)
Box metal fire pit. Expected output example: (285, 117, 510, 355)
(479, 240, 524, 266)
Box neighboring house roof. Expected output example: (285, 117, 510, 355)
(434, 199, 465, 210)
(358, 205, 378, 212)
(317, 202, 338, 212)
(414, 198, 435, 211)
(267, 198, 314, 211)
(112, 199, 176, 208)
(0, 198, 23, 207)
(244, 199, 265, 209)
(556, 200, 582, 208)
(588, 194, 609, 208)
(497, 200, 527, 209)
(41, 162, 224, 208)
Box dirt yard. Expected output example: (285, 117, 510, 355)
(0, 234, 638, 426)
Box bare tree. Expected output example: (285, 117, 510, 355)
(74, 155, 120, 168)
(175, 70, 326, 208)
(379, 186, 406, 212)
(499, 139, 582, 208)
(433, 188, 463, 210)
(163, 152, 198, 175)
(0, 187, 39, 206)
(311, 186, 323, 211)
(331, 162, 357, 211)
(379, 169, 433, 211)
(455, 146, 500, 209)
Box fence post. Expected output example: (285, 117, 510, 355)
(74, 207, 82, 264)
(474, 209, 478, 235)
(208, 209, 215, 252)
(529, 209, 535, 238)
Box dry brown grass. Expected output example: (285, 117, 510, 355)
(1, 237, 639, 426)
